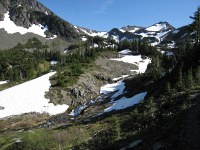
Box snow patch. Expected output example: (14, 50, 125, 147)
(47, 35, 57, 40)
(129, 28, 140, 33)
(100, 80, 147, 113)
(113, 75, 129, 81)
(146, 23, 167, 32)
(82, 37, 87, 41)
(173, 30, 179, 34)
(0, 80, 9, 85)
(119, 29, 126, 33)
(104, 92, 147, 112)
(111, 55, 151, 73)
(100, 81, 124, 95)
(50, 61, 58, 65)
(119, 49, 132, 55)
(165, 51, 174, 56)
(0, 72, 68, 118)
(111, 35, 119, 42)
(0, 12, 48, 37)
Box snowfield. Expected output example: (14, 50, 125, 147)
(0, 72, 69, 119)
(104, 92, 147, 112)
(0, 80, 9, 85)
(146, 23, 167, 32)
(0, 12, 48, 37)
(100, 80, 147, 112)
(100, 81, 124, 95)
(111, 54, 151, 73)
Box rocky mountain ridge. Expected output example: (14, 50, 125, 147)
(76, 21, 176, 46)
(0, 0, 80, 41)
(0, 0, 192, 49)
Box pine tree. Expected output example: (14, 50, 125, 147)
(175, 66, 184, 91)
(145, 97, 157, 118)
(110, 116, 121, 142)
(165, 82, 171, 93)
(190, 7, 200, 43)
(195, 66, 200, 86)
(0, 73, 5, 81)
(185, 68, 194, 89)
(131, 40, 139, 53)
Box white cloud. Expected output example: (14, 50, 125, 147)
(95, 0, 114, 14)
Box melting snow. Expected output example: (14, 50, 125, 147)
(82, 37, 87, 41)
(50, 61, 58, 65)
(165, 51, 174, 56)
(0, 80, 9, 85)
(173, 30, 179, 34)
(100, 81, 124, 95)
(69, 103, 87, 116)
(104, 92, 147, 112)
(129, 28, 140, 33)
(70, 52, 150, 117)
(119, 49, 132, 55)
(113, 75, 129, 81)
(100, 80, 147, 112)
(0, 72, 68, 118)
(47, 35, 57, 40)
(111, 35, 119, 43)
(111, 55, 151, 73)
(119, 29, 126, 33)
(0, 12, 48, 37)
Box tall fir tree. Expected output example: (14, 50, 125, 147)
(195, 66, 200, 86)
(175, 66, 184, 91)
(190, 7, 200, 43)
(185, 68, 194, 89)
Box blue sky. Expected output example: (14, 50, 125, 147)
(38, 0, 200, 31)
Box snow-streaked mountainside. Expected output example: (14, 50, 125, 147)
(110, 55, 151, 74)
(0, 12, 56, 38)
(70, 50, 150, 117)
(0, 0, 177, 46)
(0, 0, 79, 41)
(146, 22, 170, 32)
(74, 26, 108, 38)
(76, 21, 175, 46)
(0, 72, 69, 119)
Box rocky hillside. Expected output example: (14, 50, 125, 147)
(0, 0, 80, 41)
(0, 0, 180, 50)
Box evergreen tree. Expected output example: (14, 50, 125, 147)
(131, 40, 139, 53)
(0, 73, 5, 81)
(185, 68, 194, 89)
(110, 116, 121, 142)
(175, 66, 184, 90)
(190, 7, 200, 43)
(145, 97, 157, 118)
(195, 66, 200, 85)
(165, 82, 171, 93)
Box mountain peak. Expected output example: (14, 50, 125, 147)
(0, 0, 80, 41)
(145, 21, 175, 32)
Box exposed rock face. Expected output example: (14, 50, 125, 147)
(47, 55, 139, 107)
(0, 0, 80, 41)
